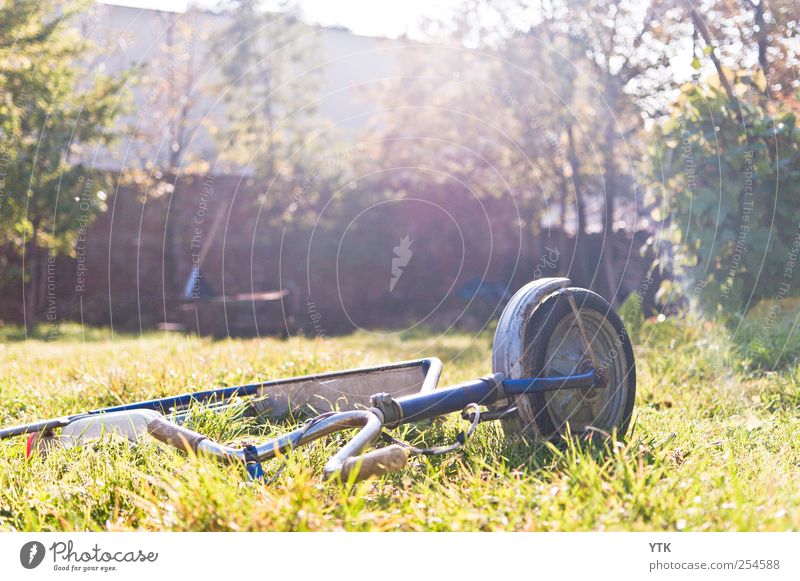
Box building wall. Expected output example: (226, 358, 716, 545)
(14, 171, 660, 335)
(0, 5, 662, 333)
(78, 3, 397, 172)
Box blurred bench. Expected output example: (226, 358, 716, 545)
(180, 271, 297, 337)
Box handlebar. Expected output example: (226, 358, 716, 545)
(335, 445, 409, 481)
(148, 416, 247, 462)
(18, 394, 481, 484)
(148, 409, 405, 483)
(319, 409, 395, 482)
(147, 417, 207, 453)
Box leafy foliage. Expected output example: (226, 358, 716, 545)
(211, 0, 324, 192)
(0, 0, 126, 323)
(650, 73, 800, 315)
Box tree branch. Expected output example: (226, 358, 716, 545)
(684, 1, 737, 104)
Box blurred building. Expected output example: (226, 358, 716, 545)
(0, 3, 661, 334)
(80, 2, 397, 172)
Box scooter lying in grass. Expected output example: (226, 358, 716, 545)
(0, 279, 636, 482)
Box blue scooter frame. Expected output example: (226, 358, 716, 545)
(0, 278, 636, 483)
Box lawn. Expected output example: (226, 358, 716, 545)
(0, 316, 798, 531)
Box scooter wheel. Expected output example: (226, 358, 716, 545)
(500, 288, 636, 440)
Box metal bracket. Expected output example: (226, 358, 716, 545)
(566, 290, 598, 370)
(370, 392, 403, 425)
(461, 406, 517, 423)
(565, 289, 607, 391)
(243, 444, 264, 480)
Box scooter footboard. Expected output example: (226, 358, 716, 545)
(250, 357, 442, 419)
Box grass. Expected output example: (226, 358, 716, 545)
(0, 317, 798, 532)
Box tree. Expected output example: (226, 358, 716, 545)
(211, 0, 324, 200)
(131, 6, 207, 175)
(682, 0, 800, 112)
(125, 7, 210, 312)
(496, 20, 602, 284)
(368, 0, 683, 301)
(0, 0, 125, 331)
(534, 0, 679, 300)
(650, 75, 800, 315)
(645, 0, 800, 316)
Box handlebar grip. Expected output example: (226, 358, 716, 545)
(147, 417, 208, 453)
(339, 444, 409, 482)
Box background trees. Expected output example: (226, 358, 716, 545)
(651, 77, 800, 314)
(649, 0, 800, 317)
(1, 0, 799, 330)
(358, 0, 682, 301)
(211, 0, 325, 195)
(355, 0, 800, 319)
(0, 0, 125, 331)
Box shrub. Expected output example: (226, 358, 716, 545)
(649, 74, 800, 317)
